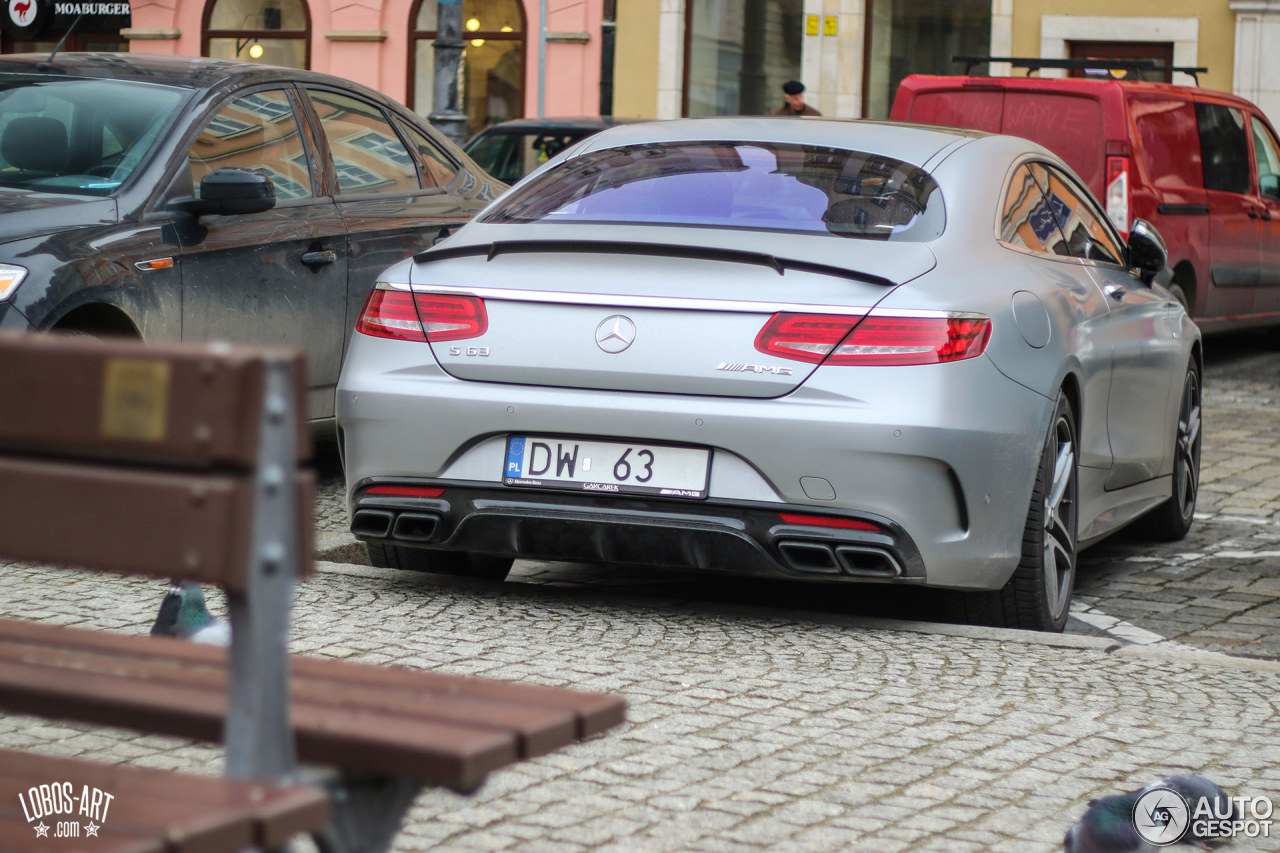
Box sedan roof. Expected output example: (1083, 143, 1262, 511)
(572, 117, 989, 168)
(0, 52, 342, 90)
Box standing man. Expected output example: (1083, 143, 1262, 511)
(772, 81, 821, 116)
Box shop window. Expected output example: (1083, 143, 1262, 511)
(684, 0, 802, 117)
(204, 0, 309, 70)
(410, 0, 525, 138)
(864, 0, 990, 120)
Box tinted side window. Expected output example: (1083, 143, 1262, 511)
(397, 120, 458, 188)
(1038, 165, 1124, 266)
(1196, 103, 1250, 194)
(306, 90, 420, 195)
(188, 89, 314, 200)
(1132, 99, 1204, 189)
(1252, 116, 1280, 202)
(998, 164, 1071, 257)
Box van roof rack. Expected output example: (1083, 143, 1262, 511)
(951, 55, 1207, 85)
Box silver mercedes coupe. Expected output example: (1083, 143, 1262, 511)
(336, 118, 1202, 632)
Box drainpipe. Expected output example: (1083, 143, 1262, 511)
(537, 0, 547, 117)
(430, 0, 468, 145)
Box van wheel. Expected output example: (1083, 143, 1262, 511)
(946, 393, 1078, 632)
(1134, 363, 1201, 541)
(367, 541, 513, 580)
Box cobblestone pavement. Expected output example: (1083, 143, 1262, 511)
(0, 561, 1278, 853)
(314, 332, 1280, 659)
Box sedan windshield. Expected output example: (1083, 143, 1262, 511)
(0, 76, 185, 196)
(483, 141, 945, 241)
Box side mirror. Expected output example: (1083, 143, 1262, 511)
(169, 168, 277, 218)
(1127, 218, 1167, 285)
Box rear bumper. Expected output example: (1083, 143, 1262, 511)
(337, 331, 1055, 590)
(350, 482, 925, 583)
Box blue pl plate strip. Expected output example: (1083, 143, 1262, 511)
(506, 436, 526, 477)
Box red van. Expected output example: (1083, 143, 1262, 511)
(892, 73, 1280, 333)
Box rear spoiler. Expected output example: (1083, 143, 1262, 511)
(413, 240, 897, 287)
(952, 55, 1207, 85)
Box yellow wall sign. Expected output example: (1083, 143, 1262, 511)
(823, 15, 837, 36)
(805, 14, 819, 36)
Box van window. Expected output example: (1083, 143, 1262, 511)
(998, 164, 1071, 257)
(1038, 165, 1124, 266)
(909, 90, 1003, 133)
(1132, 99, 1203, 189)
(1196, 104, 1250, 195)
(1252, 116, 1280, 202)
(1003, 92, 1103, 189)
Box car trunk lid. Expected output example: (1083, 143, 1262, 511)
(408, 227, 936, 398)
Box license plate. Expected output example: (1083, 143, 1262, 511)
(503, 436, 712, 499)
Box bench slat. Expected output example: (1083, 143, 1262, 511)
(0, 457, 315, 591)
(0, 619, 626, 789)
(0, 334, 308, 467)
(0, 747, 328, 852)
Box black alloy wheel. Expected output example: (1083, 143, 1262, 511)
(1136, 363, 1202, 541)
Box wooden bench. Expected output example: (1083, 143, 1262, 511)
(0, 334, 625, 853)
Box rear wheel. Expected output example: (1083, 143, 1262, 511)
(947, 392, 1078, 632)
(367, 541, 513, 581)
(1134, 363, 1201, 541)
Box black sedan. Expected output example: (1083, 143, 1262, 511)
(463, 117, 639, 184)
(0, 53, 505, 423)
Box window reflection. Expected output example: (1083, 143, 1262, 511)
(187, 89, 313, 200)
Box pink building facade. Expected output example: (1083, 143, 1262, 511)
(3, 0, 605, 137)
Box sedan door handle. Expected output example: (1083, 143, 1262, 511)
(301, 250, 338, 265)
(1104, 284, 1126, 300)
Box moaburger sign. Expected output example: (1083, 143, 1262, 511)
(2, 0, 131, 39)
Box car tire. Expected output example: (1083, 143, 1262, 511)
(1132, 362, 1201, 541)
(946, 392, 1079, 632)
(367, 541, 513, 581)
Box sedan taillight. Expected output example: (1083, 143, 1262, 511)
(754, 313, 862, 363)
(753, 312, 990, 367)
(828, 316, 991, 366)
(356, 285, 487, 343)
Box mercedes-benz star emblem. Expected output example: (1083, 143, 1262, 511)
(595, 315, 636, 354)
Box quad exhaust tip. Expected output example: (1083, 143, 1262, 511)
(777, 539, 902, 578)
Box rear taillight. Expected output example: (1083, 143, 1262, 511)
(356, 285, 487, 343)
(827, 316, 991, 366)
(414, 292, 488, 341)
(356, 287, 426, 341)
(1105, 155, 1130, 236)
(754, 313, 862, 362)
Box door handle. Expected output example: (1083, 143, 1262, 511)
(1262, 210, 1274, 221)
(301, 250, 338, 265)
(1248, 209, 1263, 219)
(1104, 284, 1126, 300)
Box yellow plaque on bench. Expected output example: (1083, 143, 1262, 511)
(101, 358, 170, 442)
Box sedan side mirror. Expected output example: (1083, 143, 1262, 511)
(169, 168, 277, 218)
(1127, 218, 1167, 285)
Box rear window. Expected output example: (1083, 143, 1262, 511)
(1002, 92, 1103, 189)
(1131, 99, 1203, 189)
(482, 142, 945, 241)
(909, 89, 1003, 133)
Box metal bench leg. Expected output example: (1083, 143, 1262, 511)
(225, 356, 300, 782)
(310, 776, 425, 853)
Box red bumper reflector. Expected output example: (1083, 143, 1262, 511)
(778, 513, 879, 531)
(365, 485, 445, 497)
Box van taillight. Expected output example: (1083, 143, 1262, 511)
(356, 285, 487, 343)
(1105, 156, 1130, 236)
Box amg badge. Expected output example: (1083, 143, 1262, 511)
(716, 363, 794, 375)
